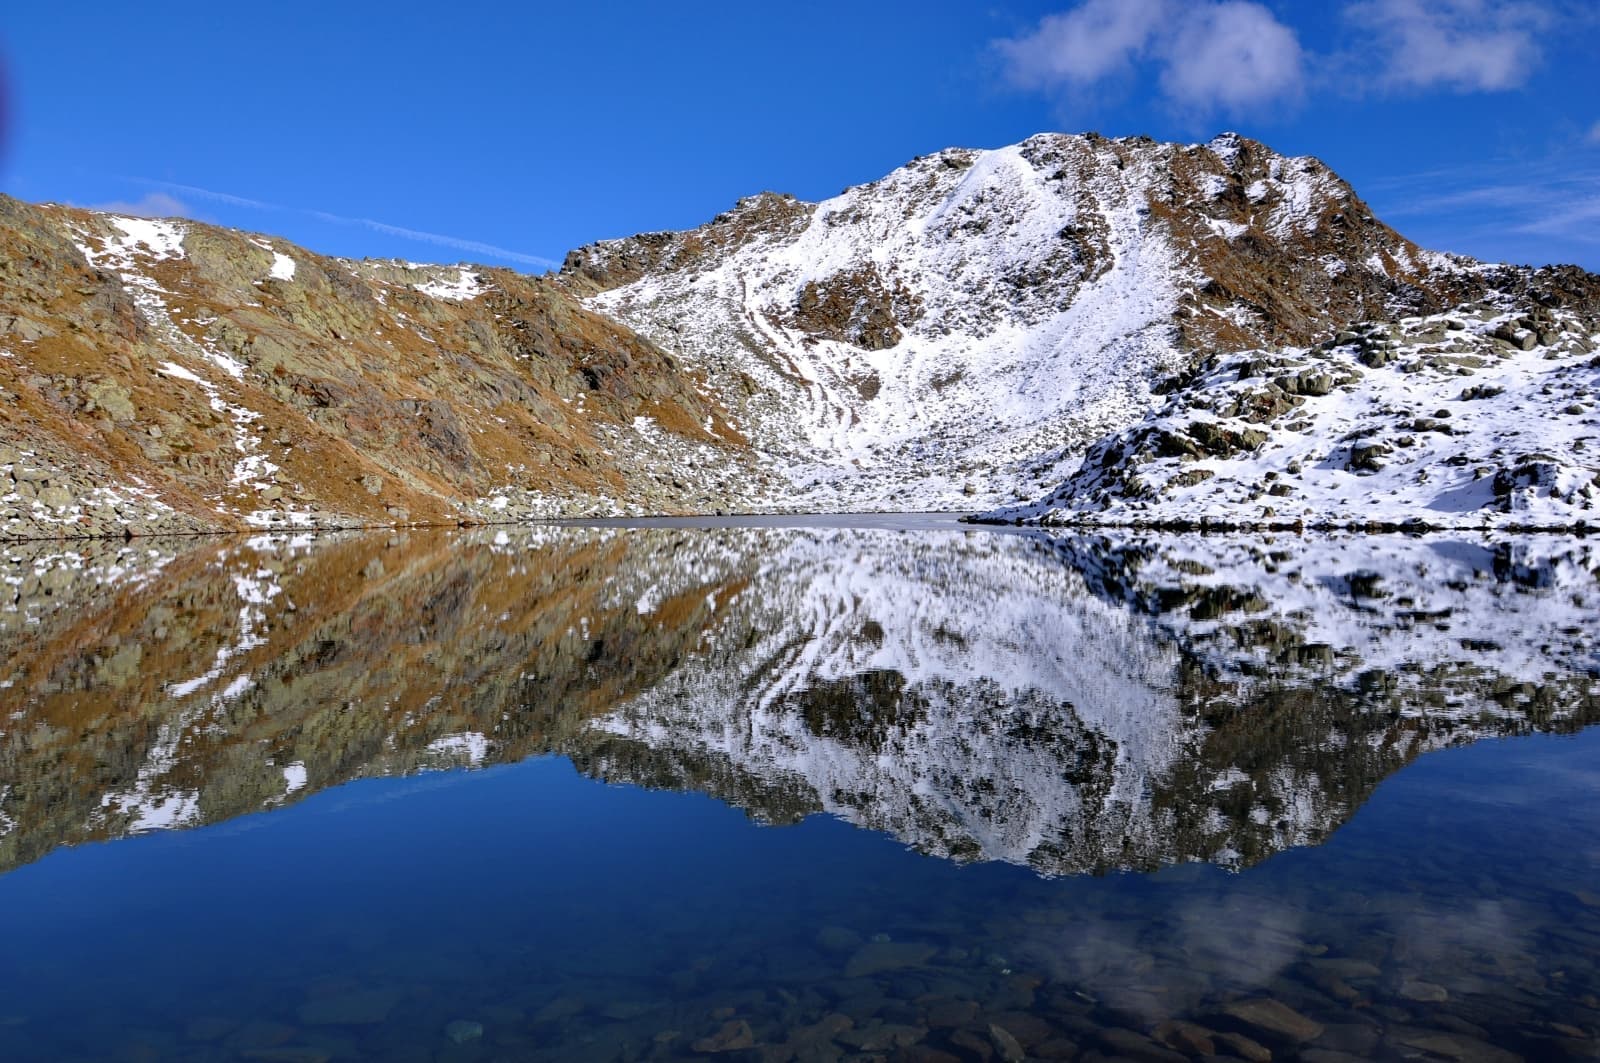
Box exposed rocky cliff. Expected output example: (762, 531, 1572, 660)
(0, 197, 756, 540)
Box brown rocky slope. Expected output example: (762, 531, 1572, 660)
(0, 196, 755, 540)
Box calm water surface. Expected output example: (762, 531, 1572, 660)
(0, 519, 1597, 1062)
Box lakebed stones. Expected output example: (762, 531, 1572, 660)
(1094, 1026, 1187, 1062)
(1152, 1019, 1218, 1055)
(1399, 979, 1450, 1003)
(295, 988, 400, 1026)
(815, 925, 863, 953)
(1392, 1029, 1524, 1063)
(836, 1021, 926, 1051)
(1213, 1029, 1275, 1061)
(238, 1048, 334, 1063)
(986, 1021, 1027, 1061)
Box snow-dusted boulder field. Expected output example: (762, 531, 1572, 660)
(986, 299, 1600, 530)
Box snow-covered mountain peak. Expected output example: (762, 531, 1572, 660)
(562, 131, 1479, 512)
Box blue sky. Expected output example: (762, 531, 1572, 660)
(2, 1, 1596, 270)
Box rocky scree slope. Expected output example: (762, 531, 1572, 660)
(563, 131, 1541, 514)
(0, 196, 755, 540)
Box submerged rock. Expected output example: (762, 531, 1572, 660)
(691, 1019, 755, 1053)
(844, 941, 938, 978)
(1221, 997, 1325, 1042)
(295, 989, 400, 1026)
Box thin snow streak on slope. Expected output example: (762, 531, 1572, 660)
(412, 266, 488, 302)
(248, 237, 296, 282)
(74, 217, 248, 381)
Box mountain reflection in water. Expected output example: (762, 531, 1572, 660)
(3, 522, 1596, 878)
(3, 521, 1600, 1063)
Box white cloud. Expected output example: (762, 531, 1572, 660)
(994, 0, 1304, 119)
(1160, 3, 1305, 114)
(1587, 121, 1600, 145)
(994, 0, 1169, 90)
(91, 191, 194, 219)
(1343, 0, 1550, 92)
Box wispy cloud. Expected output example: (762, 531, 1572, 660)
(120, 178, 559, 269)
(1588, 120, 1600, 145)
(90, 191, 197, 219)
(1342, 0, 1551, 92)
(994, 0, 1303, 120)
(1363, 154, 1600, 261)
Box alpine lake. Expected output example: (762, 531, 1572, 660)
(1, 515, 1597, 1063)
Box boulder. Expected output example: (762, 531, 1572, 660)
(1348, 442, 1392, 472)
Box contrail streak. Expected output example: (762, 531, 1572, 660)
(122, 177, 559, 269)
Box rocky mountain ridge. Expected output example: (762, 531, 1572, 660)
(986, 294, 1600, 530)
(3, 131, 1599, 537)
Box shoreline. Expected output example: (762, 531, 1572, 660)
(2, 508, 1596, 547)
